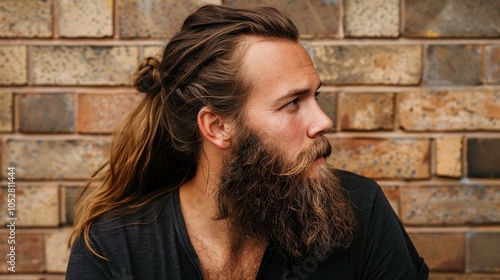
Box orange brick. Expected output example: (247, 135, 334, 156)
(0, 93, 13, 132)
(0, 233, 44, 272)
(485, 45, 500, 84)
(0, 46, 27, 85)
(328, 138, 430, 179)
(436, 138, 463, 178)
(468, 231, 500, 272)
(45, 228, 72, 272)
(19, 93, 75, 133)
(313, 45, 422, 85)
(409, 232, 465, 271)
(339, 92, 394, 131)
(77, 93, 139, 134)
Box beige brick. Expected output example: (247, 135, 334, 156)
(19, 93, 75, 133)
(0, 93, 13, 132)
(5, 139, 110, 180)
(0, 0, 52, 37)
(313, 45, 421, 85)
(0, 234, 44, 272)
(398, 91, 500, 131)
(227, 0, 339, 37)
(0, 185, 59, 226)
(409, 233, 465, 271)
(436, 138, 463, 178)
(344, 0, 399, 37)
(0, 46, 27, 85)
(143, 45, 164, 59)
(485, 45, 500, 84)
(328, 138, 430, 179)
(400, 185, 500, 225)
(339, 92, 394, 130)
(424, 45, 482, 86)
(403, 0, 500, 38)
(468, 231, 500, 272)
(32, 46, 138, 85)
(77, 93, 139, 133)
(57, 0, 113, 38)
(46, 228, 72, 272)
(119, 0, 221, 38)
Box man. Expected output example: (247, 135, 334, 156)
(67, 5, 428, 280)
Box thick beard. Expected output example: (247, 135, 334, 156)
(215, 128, 358, 262)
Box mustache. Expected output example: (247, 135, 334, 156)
(279, 137, 332, 176)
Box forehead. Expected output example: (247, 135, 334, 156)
(240, 38, 320, 104)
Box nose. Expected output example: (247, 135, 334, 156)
(307, 102, 333, 138)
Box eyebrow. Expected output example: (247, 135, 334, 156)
(276, 81, 322, 103)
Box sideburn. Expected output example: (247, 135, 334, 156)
(215, 129, 358, 262)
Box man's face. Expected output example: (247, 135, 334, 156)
(239, 38, 333, 164)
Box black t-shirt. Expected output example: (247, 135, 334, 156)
(66, 170, 429, 279)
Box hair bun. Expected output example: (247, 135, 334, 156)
(133, 56, 162, 96)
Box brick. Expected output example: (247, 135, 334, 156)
(380, 186, 399, 215)
(77, 93, 138, 133)
(468, 231, 500, 272)
(5, 139, 110, 180)
(485, 45, 500, 84)
(339, 92, 394, 130)
(409, 233, 465, 271)
(32, 46, 138, 85)
(19, 93, 75, 133)
(0, 46, 27, 85)
(0, 93, 13, 132)
(423, 45, 482, 86)
(317, 93, 336, 131)
(119, 0, 221, 38)
(0, 0, 52, 37)
(313, 45, 421, 85)
(46, 228, 72, 272)
(398, 91, 500, 131)
(56, 0, 113, 38)
(467, 139, 500, 178)
(0, 234, 44, 272)
(436, 138, 463, 178)
(400, 185, 500, 225)
(328, 138, 430, 179)
(64, 185, 92, 225)
(226, 0, 339, 37)
(403, 0, 500, 38)
(0, 185, 59, 227)
(143, 45, 164, 59)
(344, 0, 399, 37)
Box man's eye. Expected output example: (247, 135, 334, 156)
(284, 99, 298, 108)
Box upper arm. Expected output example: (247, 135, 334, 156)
(66, 233, 112, 280)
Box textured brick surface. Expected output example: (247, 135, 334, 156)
(339, 92, 394, 130)
(344, 0, 399, 37)
(119, 0, 220, 38)
(403, 0, 500, 37)
(227, 0, 338, 36)
(423, 45, 482, 86)
(485, 45, 500, 84)
(467, 139, 500, 178)
(400, 185, 500, 225)
(436, 138, 463, 178)
(0, 185, 59, 227)
(317, 93, 336, 131)
(328, 138, 430, 179)
(409, 233, 465, 271)
(46, 228, 72, 272)
(65, 186, 80, 225)
(0, 93, 13, 132)
(32, 46, 138, 85)
(143, 45, 164, 59)
(57, 0, 113, 38)
(0, 234, 44, 272)
(77, 93, 138, 133)
(0, 0, 52, 37)
(19, 93, 75, 133)
(398, 91, 500, 131)
(313, 45, 421, 85)
(0, 46, 27, 85)
(5, 139, 110, 180)
(468, 232, 500, 272)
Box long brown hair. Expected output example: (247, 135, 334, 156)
(69, 5, 299, 258)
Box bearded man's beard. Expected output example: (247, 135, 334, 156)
(215, 127, 358, 262)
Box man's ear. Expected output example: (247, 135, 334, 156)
(197, 106, 233, 150)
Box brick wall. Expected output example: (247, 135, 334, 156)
(0, 0, 499, 278)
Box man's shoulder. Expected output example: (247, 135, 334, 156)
(335, 169, 385, 215)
